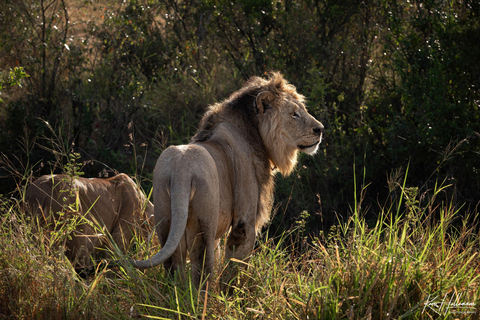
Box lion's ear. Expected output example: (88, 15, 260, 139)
(256, 91, 275, 114)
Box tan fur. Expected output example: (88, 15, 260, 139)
(132, 72, 324, 287)
(25, 173, 154, 267)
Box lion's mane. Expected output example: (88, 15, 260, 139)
(191, 72, 303, 231)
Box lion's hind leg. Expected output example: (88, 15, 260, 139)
(186, 176, 220, 288)
(186, 220, 217, 288)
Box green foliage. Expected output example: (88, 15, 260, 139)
(0, 66, 29, 102)
(64, 151, 84, 180)
(0, 0, 479, 234)
(361, 0, 480, 209)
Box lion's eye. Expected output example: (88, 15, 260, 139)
(291, 112, 300, 119)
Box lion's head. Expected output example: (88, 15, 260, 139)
(253, 73, 323, 175)
(193, 72, 323, 176)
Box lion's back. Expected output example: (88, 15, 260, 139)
(25, 174, 71, 216)
(155, 144, 219, 188)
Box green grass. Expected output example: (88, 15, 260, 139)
(0, 161, 479, 319)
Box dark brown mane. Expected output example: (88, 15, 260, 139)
(191, 79, 260, 144)
(191, 72, 298, 144)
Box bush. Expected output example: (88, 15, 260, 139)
(0, 0, 479, 235)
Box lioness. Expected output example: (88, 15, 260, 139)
(25, 173, 154, 267)
(132, 72, 323, 287)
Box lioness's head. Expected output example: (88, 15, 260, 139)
(255, 73, 324, 175)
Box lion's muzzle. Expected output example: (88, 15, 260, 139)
(298, 124, 323, 154)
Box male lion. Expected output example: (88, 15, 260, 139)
(25, 173, 154, 268)
(132, 72, 323, 287)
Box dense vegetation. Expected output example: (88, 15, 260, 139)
(1, 0, 479, 231)
(0, 0, 479, 318)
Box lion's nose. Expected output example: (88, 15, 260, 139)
(313, 125, 324, 136)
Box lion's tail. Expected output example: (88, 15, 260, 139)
(130, 176, 190, 270)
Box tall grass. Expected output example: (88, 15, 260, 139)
(0, 144, 479, 319)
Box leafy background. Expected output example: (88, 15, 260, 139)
(1, 0, 479, 235)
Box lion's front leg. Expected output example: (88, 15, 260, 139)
(225, 219, 256, 259)
(222, 214, 256, 289)
(187, 226, 216, 288)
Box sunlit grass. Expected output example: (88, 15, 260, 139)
(0, 153, 479, 319)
